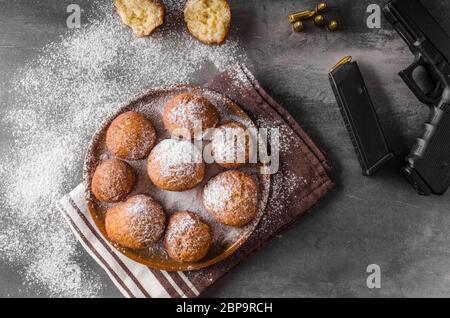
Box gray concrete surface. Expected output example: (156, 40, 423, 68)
(1, 0, 450, 298)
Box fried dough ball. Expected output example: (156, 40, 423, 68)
(211, 121, 254, 169)
(203, 170, 258, 227)
(105, 195, 166, 249)
(163, 93, 219, 139)
(147, 139, 206, 191)
(106, 111, 157, 160)
(91, 159, 136, 202)
(114, 0, 165, 37)
(164, 211, 212, 263)
(184, 0, 231, 45)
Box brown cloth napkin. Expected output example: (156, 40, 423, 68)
(58, 64, 333, 298)
(184, 64, 333, 291)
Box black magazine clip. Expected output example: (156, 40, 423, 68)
(329, 56, 394, 176)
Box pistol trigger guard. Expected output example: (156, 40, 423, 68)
(430, 81, 443, 100)
(399, 56, 438, 106)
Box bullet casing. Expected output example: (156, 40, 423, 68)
(288, 10, 316, 24)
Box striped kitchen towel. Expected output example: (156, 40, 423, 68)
(58, 64, 333, 298)
(58, 185, 199, 298)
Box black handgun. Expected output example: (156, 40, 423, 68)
(384, 0, 450, 195)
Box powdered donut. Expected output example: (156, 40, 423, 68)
(106, 111, 157, 160)
(164, 211, 212, 263)
(211, 121, 254, 168)
(203, 170, 258, 227)
(114, 0, 165, 37)
(184, 0, 231, 45)
(147, 139, 206, 191)
(91, 159, 136, 202)
(105, 194, 166, 249)
(163, 93, 219, 139)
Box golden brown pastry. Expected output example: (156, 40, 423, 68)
(203, 170, 258, 227)
(211, 121, 254, 168)
(114, 0, 165, 37)
(184, 0, 231, 45)
(163, 93, 219, 139)
(164, 211, 212, 263)
(105, 194, 166, 249)
(106, 111, 156, 160)
(91, 159, 136, 202)
(147, 139, 206, 191)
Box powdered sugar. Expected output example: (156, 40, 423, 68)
(203, 177, 234, 211)
(150, 139, 204, 177)
(166, 96, 219, 126)
(0, 0, 247, 297)
(167, 212, 199, 238)
(168, 99, 204, 123)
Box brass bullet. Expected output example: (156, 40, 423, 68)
(288, 10, 316, 24)
(316, 2, 328, 13)
(327, 20, 338, 32)
(330, 56, 352, 72)
(293, 20, 304, 32)
(313, 14, 325, 26)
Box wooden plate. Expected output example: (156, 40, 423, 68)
(83, 85, 270, 271)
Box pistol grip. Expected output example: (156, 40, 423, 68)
(404, 104, 450, 195)
(399, 56, 440, 106)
